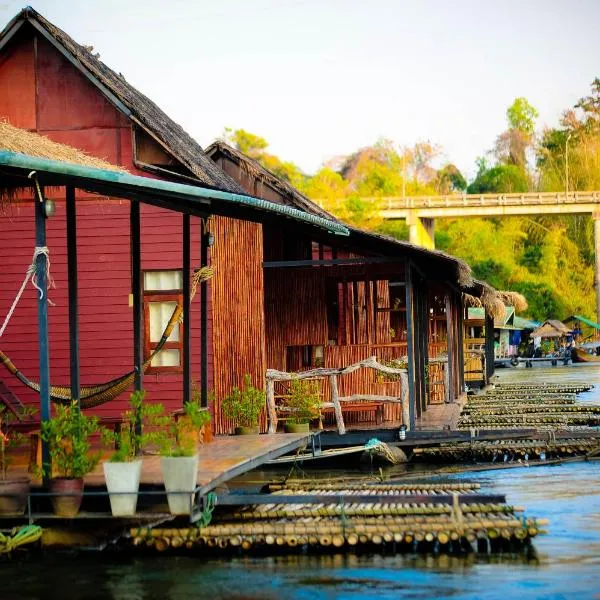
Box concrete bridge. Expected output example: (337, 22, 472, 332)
(376, 190, 600, 321)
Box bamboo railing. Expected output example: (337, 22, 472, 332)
(265, 356, 409, 435)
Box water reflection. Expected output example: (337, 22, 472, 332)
(2, 367, 600, 599)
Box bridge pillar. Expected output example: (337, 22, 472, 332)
(595, 213, 600, 324)
(407, 214, 435, 249)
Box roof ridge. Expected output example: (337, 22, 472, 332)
(2, 7, 244, 194)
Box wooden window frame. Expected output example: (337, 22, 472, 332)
(143, 291, 184, 374)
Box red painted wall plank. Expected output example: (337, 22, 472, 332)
(0, 32, 36, 129)
(36, 36, 123, 130)
(0, 199, 212, 421)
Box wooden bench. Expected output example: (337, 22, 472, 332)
(321, 401, 384, 425)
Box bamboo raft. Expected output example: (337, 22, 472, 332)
(489, 383, 593, 391)
(413, 438, 600, 462)
(457, 382, 599, 430)
(129, 482, 546, 555)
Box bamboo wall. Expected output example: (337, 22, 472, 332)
(264, 269, 328, 371)
(211, 216, 266, 434)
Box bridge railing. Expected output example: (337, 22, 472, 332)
(369, 191, 600, 211)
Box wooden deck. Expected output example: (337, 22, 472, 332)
(83, 433, 312, 494)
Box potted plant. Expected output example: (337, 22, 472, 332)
(157, 397, 211, 515)
(41, 402, 103, 517)
(283, 379, 321, 433)
(222, 374, 265, 435)
(0, 406, 35, 515)
(102, 390, 164, 517)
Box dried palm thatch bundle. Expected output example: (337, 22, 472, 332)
(498, 291, 528, 312)
(463, 293, 483, 309)
(0, 121, 127, 205)
(0, 121, 126, 172)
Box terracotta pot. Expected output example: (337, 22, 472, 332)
(0, 477, 30, 515)
(234, 426, 259, 435)
(49, 477, 84, 517)
(284, 422, 310, 433)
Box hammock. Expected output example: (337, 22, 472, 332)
(0, 304, 182, 409)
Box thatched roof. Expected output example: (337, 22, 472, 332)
(206, 141, 334, 219)
(531, 320, 572, 338)
(206, 140, 473, 287)
(462, 280, 505, 320)
(498, 291, 528, 313)
(0, 121, 124, 172)
(0, 7, 243, 194)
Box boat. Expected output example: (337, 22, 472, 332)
(572, 347, 600, 363)
(267, 445, 367, 465)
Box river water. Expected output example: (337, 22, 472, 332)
(2, 366, 600, 599)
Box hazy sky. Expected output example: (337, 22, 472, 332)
(1, 0, 599, 179)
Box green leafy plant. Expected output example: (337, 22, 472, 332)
(0, 405, 36, 479)
(41, 403, 104, 479)
(283, 379, 321, 425)
(156, 396, 211, 458)
(222, 374, 265, 428)
(102, 390, 165, 462)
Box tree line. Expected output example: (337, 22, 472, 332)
(223, 78, 600, 321)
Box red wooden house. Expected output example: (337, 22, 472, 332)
(0, 8, 484, 434)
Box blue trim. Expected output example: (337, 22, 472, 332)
(0, 151, 349, 236)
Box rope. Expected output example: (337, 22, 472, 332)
(195, 492, 217, 529)
(0, 247, 54, 338)
(0, 525, 43, 554)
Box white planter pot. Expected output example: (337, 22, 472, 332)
(161, 455, 199, 515)
(103, 460, 142, 517)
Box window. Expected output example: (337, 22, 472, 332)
(143, 270, 183, 371)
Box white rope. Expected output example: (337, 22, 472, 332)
(0, 247, 54, 338)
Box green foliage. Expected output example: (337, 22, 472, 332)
(154, 396, 211, 458)
(41, 403, 104, 479)
(222, 374, 265, 428)
(507, 97, 538, 135)
(435, 163, 467, 193)
(283, 379, 321, 425)
(0, 405, 36, 479)
(222, 81, 600, 323)
(103, 390, 165, 463)
(467, 164, 528, 193)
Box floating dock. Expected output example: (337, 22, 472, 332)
(130, 482, 545, 555)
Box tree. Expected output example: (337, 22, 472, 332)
(222, 128, 305, 187)
(467, 164, 529, 193)
(507, 97, 538, 136)
(435, 163, 467, 194)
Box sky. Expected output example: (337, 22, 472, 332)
(1, 0, 599, 180)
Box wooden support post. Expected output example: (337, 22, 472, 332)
(595, 213, 600, 324)
(183, 214, 191, 405)
(266, 378, 277, 434)
(130, 201, 143, 444)
(329, 375, 346, 435)
(200, 220, 209, 408)
(444, 294, 454, 403)
(443, 359, 450, 404)
(455, 291, 465, 391)
(484, 311, 495, 383)
(400, 371, 410, 429)
(34, 184, 51, 479)
(66, 185, 80, 408)
(404, 260, 416, 429)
